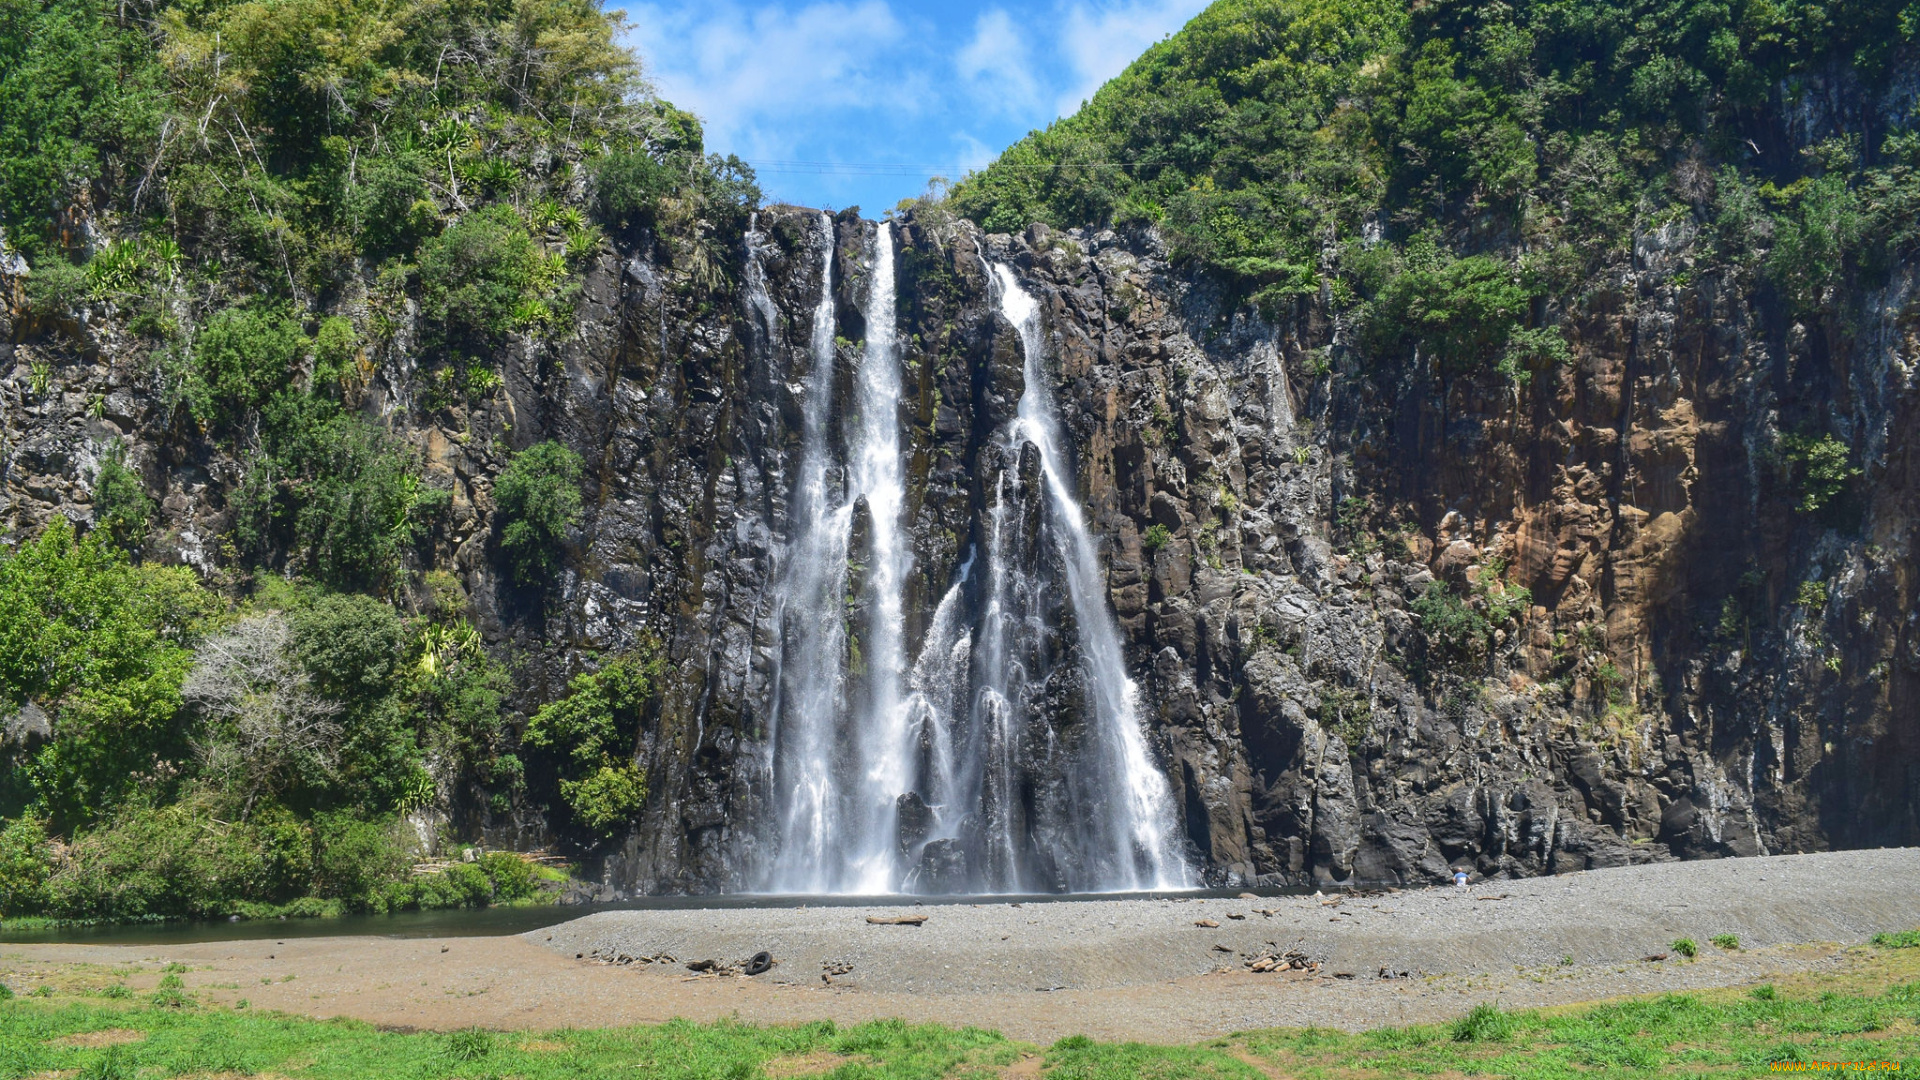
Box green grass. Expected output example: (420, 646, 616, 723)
(3, 946, 1919, 1079)
(1673, 936, 1700, 959)
(1874, 930, 1920, 949)
(0, 1003, 1021, 1080)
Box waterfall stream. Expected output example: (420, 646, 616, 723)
(760, 224, 1190, 894)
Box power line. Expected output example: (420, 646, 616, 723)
(741, 158, 1172, 176)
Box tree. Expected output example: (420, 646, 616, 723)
(494, 440, 584, 583)
(525, 647, 663, 836)
(183, 613, 343, 816)
(0, 519, 218, 827)
(91, 442, 153, 552)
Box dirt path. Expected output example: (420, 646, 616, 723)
(2, 848, 1914, 1044)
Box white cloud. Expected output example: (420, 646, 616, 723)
(1054, 0, 1210, 116)
(623, 1, 912, 158)
(956, 9, 1042, 117)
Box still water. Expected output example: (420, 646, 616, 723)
(0, 886, 1301, 947)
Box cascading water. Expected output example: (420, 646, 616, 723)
(765, 221, 914, 893)
(975, 264, 1190, 892)
(844, 224, 914, 892)
(764, 213, 853, 892)
(761, 225, 1190, 895)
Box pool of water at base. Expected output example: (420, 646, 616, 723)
(0, 885, 1321, 947)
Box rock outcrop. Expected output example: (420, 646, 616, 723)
(4, 188, 1916, 891)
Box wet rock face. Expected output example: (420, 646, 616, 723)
(5, 200, 1917, 892)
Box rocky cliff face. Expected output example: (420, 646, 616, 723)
(5, 182, 1916, 891)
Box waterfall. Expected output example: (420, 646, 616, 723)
(844, 224, 914, 892)
(766, 221, 914, 893)
(978, 264, 1191, 892)
(760, 221, 1189, 895)
(766, 213, 854, 893)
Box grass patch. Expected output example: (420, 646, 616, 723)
(1713, 934, 1742, 950)
(1874, 930, 1920, 949)
(3, 944, 1919, 1078)
(1673, 937, 1700, 958)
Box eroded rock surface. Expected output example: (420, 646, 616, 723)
(4, 198, 1916, 891)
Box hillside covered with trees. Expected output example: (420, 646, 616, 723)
(0, 0, 748, 920)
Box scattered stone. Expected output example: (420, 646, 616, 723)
(686, 959, 718, 973)
(1245, 948, 1317, 973)
(1194, 919, 1219, 928)
(1212, 943, 1233, 952)
(866, 914, 928, 926)
(1226, 913, 1247, 920)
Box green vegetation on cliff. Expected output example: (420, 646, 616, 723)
(951, 0, 1915, 680)
(0, 0, 726, 919)
(954, 0, 1919, 334)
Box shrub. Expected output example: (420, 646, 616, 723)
(21, 260, 89, 315)
(0, 815, 51, 915)
(40, 796, 322, 920)
(1142, 524, 1172, 551)
(350, 154, 438, 258)
(1782, 433, 1860, 517)
(190, 305, 307, 429)
(1368, 255, 1537, 376)
(494, 441, 584, 583)
(1794, 580, 1829, 611)
(290, 593, 406, 707)
(1672, 937, 1699, 958)
(559, 763, 647, 835)
(1412, 581, 1490, 669)
(526, 647, 663, 836)
(1871, 930, 1920, 949)
(245, 395, 449, 589)
(1450, 1003, 1513, 1042)
(417, 204, 539, 361)
(1711, 933, 1741, 950)
(590, 150, 679, 233)
(90, 442, 153, 552)
(310, 812, 412, 903)
(311, 316, 361, 394)
(475, 851, 537, 902)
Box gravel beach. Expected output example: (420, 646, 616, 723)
(538, 847, 1920, 994)
(4, 848, 1915, 1042)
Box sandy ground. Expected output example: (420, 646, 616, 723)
(4, 848, 1917, 1044)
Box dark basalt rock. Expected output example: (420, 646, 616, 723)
(6, 181, 1918, 895)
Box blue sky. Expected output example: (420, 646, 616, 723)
(617, 1, 1212, 212)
